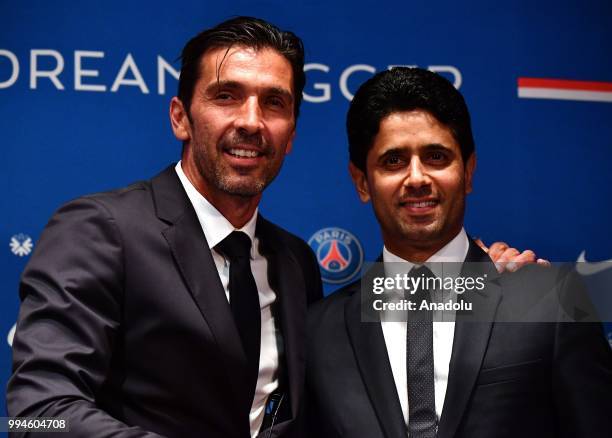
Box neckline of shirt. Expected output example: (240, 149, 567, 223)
(174, 161, 258, 257)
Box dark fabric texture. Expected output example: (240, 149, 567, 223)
(216, 231, 261, 402)
(406, 266, 437, 438)
(305, 240, 612, 438)
(7, 165, 323, 438)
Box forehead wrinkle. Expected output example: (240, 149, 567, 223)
(211, 45, 263, 83)
(205, 47, 291, 82)
(198, 46, 295, 116)
(378, 143, 449, 154)
(207, 46, 280, 76)
(376, 114, 458, 149)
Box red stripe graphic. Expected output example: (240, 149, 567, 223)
(518, 77, 612, 92)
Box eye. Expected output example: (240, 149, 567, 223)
(214, 91, 235, 101)
(426, 150, 448, 164)
(381, 154, 406, 168)
(266, 96, 285, 108)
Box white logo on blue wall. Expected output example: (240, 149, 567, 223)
(608, 332, 612, 350)
(308, 227, 363, 284)
(10, 233, 33, 257)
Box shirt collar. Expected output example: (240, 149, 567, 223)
(382, 228, 469, 279)
(175, 161, 258, 254)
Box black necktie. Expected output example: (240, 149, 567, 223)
(406, 265, 437, 438)
(216, 231, 261, 398)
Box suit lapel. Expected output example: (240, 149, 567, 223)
(437, 240, 502, 438)
(345, 274, 407, 438)
(256, 217, 307, 425)
(151, 166, 249, 407)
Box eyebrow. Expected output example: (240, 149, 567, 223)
(377, 143, 455, 160)
(378, 147, 405, 158)
(419, 143, 457, 157)
(204, 80, 294, 103)
(423, 143, 454, 152)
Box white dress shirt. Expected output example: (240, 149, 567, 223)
(381, 228, 469, 430)
(175, 162, 280, 437)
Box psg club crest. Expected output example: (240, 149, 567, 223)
(308, 227, 364, 284)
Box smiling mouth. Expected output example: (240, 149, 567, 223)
(400, 199, 439, 214)
(405, 200, 437, 208)
(227, 148, 263, 158)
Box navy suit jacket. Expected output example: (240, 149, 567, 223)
(306, 240, 612, 437)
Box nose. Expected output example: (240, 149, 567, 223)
(234, 97, 264, 135)
(404, 156, 430, 189)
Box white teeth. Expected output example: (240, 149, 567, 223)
(229, 148, 259, 158)
(408, 201, 436, 207)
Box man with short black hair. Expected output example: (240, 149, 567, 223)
(306, 67, 612, 437)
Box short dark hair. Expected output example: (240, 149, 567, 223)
(347, 67, 475, 172)
(177, 16, 306, 120)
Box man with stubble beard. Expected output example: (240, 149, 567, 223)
(8, 17, 322, 438)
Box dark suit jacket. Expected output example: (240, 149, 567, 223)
(7, 166, 323, 438)
(306, 240, 612, 437)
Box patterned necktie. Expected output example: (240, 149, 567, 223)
(406, 265, 437, 437)
(216, 231, 261, 399)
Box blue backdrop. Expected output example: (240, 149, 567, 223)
(2, 0, 611, 422)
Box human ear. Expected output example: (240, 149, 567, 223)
(349, 162, 371, 203)
(464, 153, 476, 194)
(169, 97, 191, 141)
